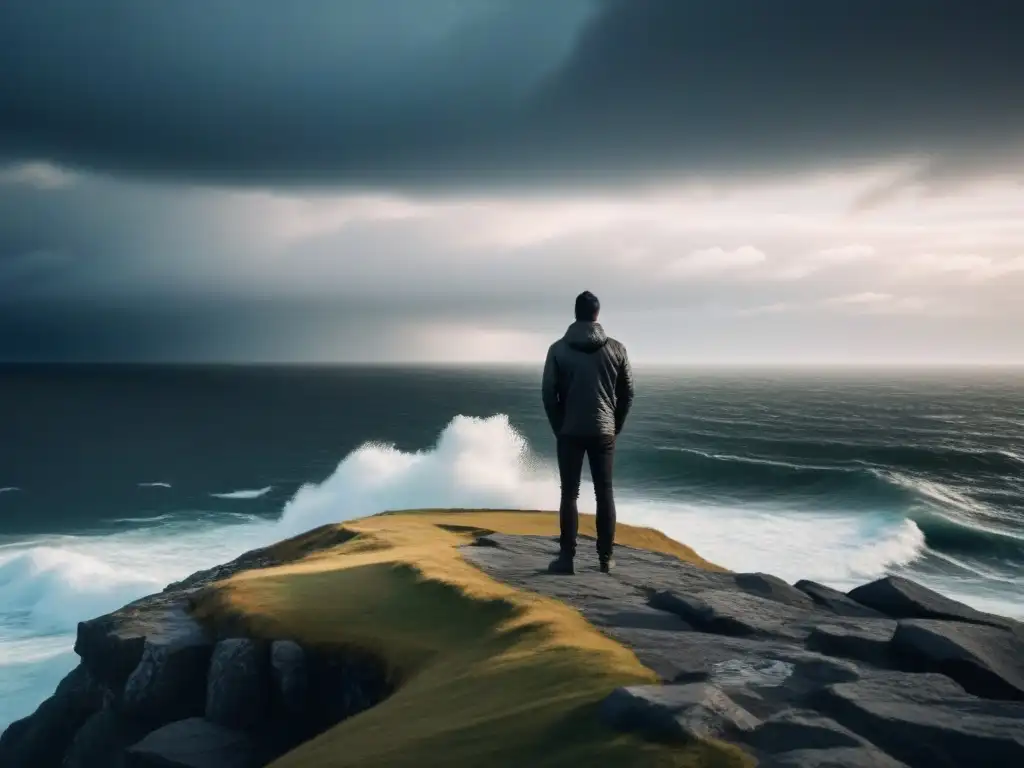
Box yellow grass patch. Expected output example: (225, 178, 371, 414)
(193, 510, 748, 768)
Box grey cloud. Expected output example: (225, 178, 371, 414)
(3, 165, 1023, 362)
(1, 1, 1022, 190)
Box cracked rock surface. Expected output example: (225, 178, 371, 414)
(3, 527, 1021, 768)
(462, 533, 1024, 768)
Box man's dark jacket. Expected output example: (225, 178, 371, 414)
(542, 321, 634, 437)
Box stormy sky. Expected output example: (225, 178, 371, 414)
(2, 0, 1023, 364)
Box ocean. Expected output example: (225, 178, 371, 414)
(1, 364, 1023, 730)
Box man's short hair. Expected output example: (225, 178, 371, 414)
(574, 291, 600, 322)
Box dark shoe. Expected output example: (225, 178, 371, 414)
(547, 555, 575, 575)
(599, 557, 616, 574)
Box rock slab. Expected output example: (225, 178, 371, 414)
(891, 619, 1024, 701)
(731, 573, 816, 609)
(601, 682, 760, 743)
(649, 588, 810, 640)
(124, 717, 265, 768)
(270, 639, 308, 718)
(742, 709, 867, 753)
(813, 672, 1024, 768)
(795, 580, 886, 619)
(63, 708, 151, 768)
(206, 638, 272, 729)
(847, 576, 1018, 631)
(806, 622, 896, 666)
(122, 639, 212, 726)
(760, 746, 910, 767)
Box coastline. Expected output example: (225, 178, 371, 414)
(2, 510, 1022, 768)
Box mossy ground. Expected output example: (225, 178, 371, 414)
(193, 510, 750, 768)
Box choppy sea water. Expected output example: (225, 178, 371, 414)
(1, 364, 1022, 729)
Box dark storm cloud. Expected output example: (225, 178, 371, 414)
(1, 0, 1022, 189)
(0, 295, 439, 363)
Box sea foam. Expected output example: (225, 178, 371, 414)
(1, 413, 1017, 731)
(0, 546, 163, 633)
(275, 414, 550, 537)
(274, 414, 928, 587)
(211, 486, 273, 500)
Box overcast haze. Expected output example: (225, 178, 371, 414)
(2, 0, 1023, 364)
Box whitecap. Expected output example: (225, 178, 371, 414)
(210, 486, 273, 500)
(272, 414, 926, 589)
(0, 546, 164, 633)
(108, 513, 176, 524)
(275, 414, 552, 537)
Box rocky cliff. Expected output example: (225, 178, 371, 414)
(465, 532, 1024, 767)
(1, 511, 1022, 768)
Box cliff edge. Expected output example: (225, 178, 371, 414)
(1, 509, 1022, 768)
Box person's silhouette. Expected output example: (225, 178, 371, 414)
(541, 291, 634, 574)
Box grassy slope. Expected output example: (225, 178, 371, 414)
(193, 510, 750, 768)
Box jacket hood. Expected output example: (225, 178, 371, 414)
(563, 321, 608, 353)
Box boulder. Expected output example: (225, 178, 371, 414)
(760, 746, 909, 767)
(121, 638, 213, 726)
(732, 573, 815, 609)
(813, 672, 1024, 768)
(270, 640, 308, 717)
(76, 614, 149, 691)
(600, 682, 760, 743)
(0, 664, 106, 768)
(846, 576, 1016, 630)
(891, 619, 1024, 700)
(63, 707, 151, 768)
(649, 589, 810, 640)
(76, 600, 211, 691)
(206, 638, 272, 730)
(795, 581, 886, 618)
(124, 717, 265, 768)
(806, 622, 896, 666)
(743, 709, 866, 753)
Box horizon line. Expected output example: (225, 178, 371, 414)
(3, 360, 1024, 369)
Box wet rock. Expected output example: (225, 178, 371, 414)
(812, 672, 1024, 768)
(0, 664, 105, 768)
(806, 622, 896, 666)
(121, 638, 213, 726)
(206, 638, 271, 730)
(731, 573, 815, 609)
(847, 576, 1018, 631)
(891, 619, 1024, 700)
(124, 717, 265, 768)
(743, 709, 866, 753)
(63, 707, 150, 768)
(795, 581, 886, 618)
(600, 682, 761, 743)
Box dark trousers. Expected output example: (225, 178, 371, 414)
(556, 434, 616, 561)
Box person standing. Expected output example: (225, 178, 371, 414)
(542, 291, 634, 574)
